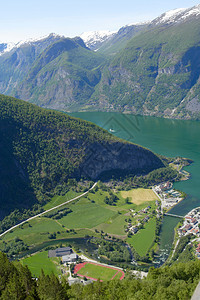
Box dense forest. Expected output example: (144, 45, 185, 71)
(0, 251, 199, 299)
(0, 94, 164, 217)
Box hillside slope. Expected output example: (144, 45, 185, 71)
(0, 34, 62, 95)
(1, 7, 200, 118)
(13, 37, 105, 111)
(0, 94, 164, 216)
(91, 15, 200, 119)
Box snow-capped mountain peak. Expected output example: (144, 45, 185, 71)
(0, 33, 63, 56)
(152, 5, 200, 25)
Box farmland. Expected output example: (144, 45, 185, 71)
(0, 184, 160, 267)
(121, 188, 159, 205)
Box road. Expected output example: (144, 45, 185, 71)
(152, 187, 164, 213)
(0, 182, 97, 238)
(191, 281, 200, 300)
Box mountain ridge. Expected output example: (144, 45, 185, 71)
(0, 5, 200, 119)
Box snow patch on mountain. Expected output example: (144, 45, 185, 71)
(80, 30, 116, 50)
(153, 5, 200, 25)
(0, 33, 63, 56)
(126, 20, 151, 27)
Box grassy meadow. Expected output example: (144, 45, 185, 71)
(127, 218, 157, 256)
(21, 251, 61, 277)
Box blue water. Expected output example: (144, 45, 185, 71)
(70, 112, 200, 257)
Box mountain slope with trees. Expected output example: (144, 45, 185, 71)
(0, 94, 164, 218)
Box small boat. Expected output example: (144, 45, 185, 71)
(109, 128, 115, 133)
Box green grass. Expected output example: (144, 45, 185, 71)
(96, 214, 127, 236)
(44, 190, 81, 210)
(0, 218, 64, 245)
(76, 263, 121, 281)
(0, 187, 158, 259)
(113, 271, 124, 280)
(21, 251, 61, 277)
(127, 218, 156, 256)
(59, 199, 116, 229)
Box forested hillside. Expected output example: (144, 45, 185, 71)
(0, 251, 199, 299)
(0, 94, 164, 217)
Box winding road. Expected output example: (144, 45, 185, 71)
(0, 182, 97, 238)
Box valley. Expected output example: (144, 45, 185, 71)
(1, 2, 200, 298)
(1, 5, 200, 120)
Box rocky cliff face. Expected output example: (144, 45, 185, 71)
(78, 141, 164, 180)
(12, 38, 104, 110)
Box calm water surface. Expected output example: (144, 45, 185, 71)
(71, 112, 200, 259)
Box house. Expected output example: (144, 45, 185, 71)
(48, 247, 72, 258)
(191, 218, 198, 225)
(62, 253, 78, 263)
(182, 224, 192, 233)
(130, 227, 138, 234)
(196, 244, 200, 254)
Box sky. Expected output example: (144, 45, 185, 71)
(1, 0, 200, 43)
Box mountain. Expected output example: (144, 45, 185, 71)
(151, 5, 200, 25)
(0, 94, 164, 217)
(88, 5, 200, 119)
(13, 37, 105, 110)
(1, 5, 200, 119)
(0, 33, 63, 95)
(80, 30, 116, 51)
(96, 23, 149, 55)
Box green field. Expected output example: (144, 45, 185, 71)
(59, 199, 116, 229)
(76, 263, 122, 281)
(21, 251, 61, 277)
(0, 186, 158, 261)
(44, 191, 81, 210)
(127, 218, 157, 256)
(96, 214, 127, 236)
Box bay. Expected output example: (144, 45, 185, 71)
(70, 112, 200, 258)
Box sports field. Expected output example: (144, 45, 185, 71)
(121, 188, 158, 205)
(74, 262, 125, 281)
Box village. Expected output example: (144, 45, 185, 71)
(124, 181, 184, 236)
(152, 181, 183, 212)
(177, 207, 200, 238)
